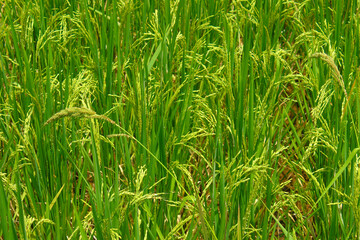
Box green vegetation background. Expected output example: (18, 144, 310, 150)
(1, 0, 360, 239)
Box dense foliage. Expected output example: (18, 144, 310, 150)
(1, 0, 360, 239)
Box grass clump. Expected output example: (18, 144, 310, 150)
(1, 0, 360, 239)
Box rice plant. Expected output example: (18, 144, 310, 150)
(0, 0, 359, 239)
